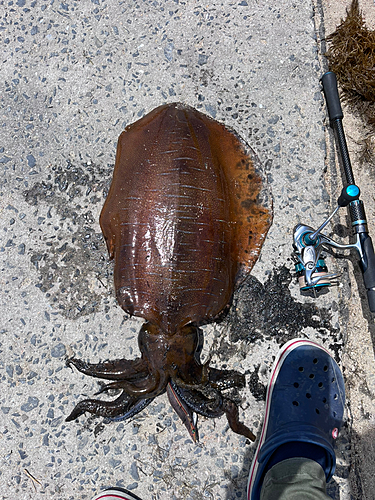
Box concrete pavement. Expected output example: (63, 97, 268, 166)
(1, 0, 374, 498)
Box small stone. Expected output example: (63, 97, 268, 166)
(127, 483, 138, 490)
(198, 54, 208, 66)
(109, 458, 121, 468)
(130, 462, 139, 481)
(164, 43, 174, 62)
(21, 396, 39, 412)
(27, 154, 36, 168)
(51, 343, 66, 358)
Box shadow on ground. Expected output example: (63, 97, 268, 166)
(348, 426, 375, 500)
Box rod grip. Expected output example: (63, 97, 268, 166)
(361, 235, 375, 313)
(321, 72, 343, 123)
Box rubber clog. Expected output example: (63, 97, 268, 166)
(247, 338, 345, 500)
(91, 488, 143, 500)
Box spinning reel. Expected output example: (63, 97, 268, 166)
(294, 184, 362, 291)
(293, 72, 375, 312)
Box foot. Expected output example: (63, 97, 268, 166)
(91, 488, 143, 500)
(247, 338, 345, 500)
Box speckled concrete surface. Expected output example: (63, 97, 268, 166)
(0, 0, 372, 499)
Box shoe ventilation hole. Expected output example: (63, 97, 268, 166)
(313, 358, 318, 364)
(315, 408, 320, 414)
(294, 382, 299, 388)
(333, 411, 337, 417)
(306, 393, 311, 399)
(309, 374, 315, 379)
(332, 377, 336, 383)
(322, 397, 327, 403)
(334, 394, 338, 400)
(318, 382, 323, 388)
(298, 367, 304, 372)
(292, 401, 299, 406)
(323, 365, 328, 372)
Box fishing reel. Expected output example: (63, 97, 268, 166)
(293, 184, 362, 293)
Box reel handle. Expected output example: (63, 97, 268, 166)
(337, 185, 360, 207)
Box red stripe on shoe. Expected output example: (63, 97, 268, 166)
(95, 495, 134, 500)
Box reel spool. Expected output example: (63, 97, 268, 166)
(295, 257, 333, 292)
(293, 223, 341, 294)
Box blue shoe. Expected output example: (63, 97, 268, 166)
(247, 339, 345, 500)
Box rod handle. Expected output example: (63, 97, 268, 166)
(321, 72, 343, 124)
(361, 235, 375, 313)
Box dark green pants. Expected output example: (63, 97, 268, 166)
(260, 458, 331, 500)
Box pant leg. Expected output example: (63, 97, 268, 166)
(260, 457, 332, 500)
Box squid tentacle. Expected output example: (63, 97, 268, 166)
(67, 352, 167, 423)
(222, 399, 256, 441)
(173, 366, 245, 394)
(169, 377, 255, 442)
(107, 397, 154, 423)
(66, 357, 149, 381)
(66, 391, 132, 421)
(208, 367, 246, 391)
(93, 371, 163, 397)
(66, 390, 155, 423)
(66, 345, 254, 441)
(170, 380, 224, 418)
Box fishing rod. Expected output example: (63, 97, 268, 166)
(293, 71, 375, 313)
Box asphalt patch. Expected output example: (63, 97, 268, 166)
(226, 265, 337, 346)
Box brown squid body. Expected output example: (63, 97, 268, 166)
(66, 103, 272, 442)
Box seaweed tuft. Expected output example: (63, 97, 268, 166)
(326, 0, 375, 106)
(326, 0, 375, 166)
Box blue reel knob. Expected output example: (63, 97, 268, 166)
(338, 185, 360, 207)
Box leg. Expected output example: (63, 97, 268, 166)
(261, 458, 330, 500)
(248, 338, 345, 500)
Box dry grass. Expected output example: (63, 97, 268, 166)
(326, 0, 375, 105)
(326, 0, 375, 164)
